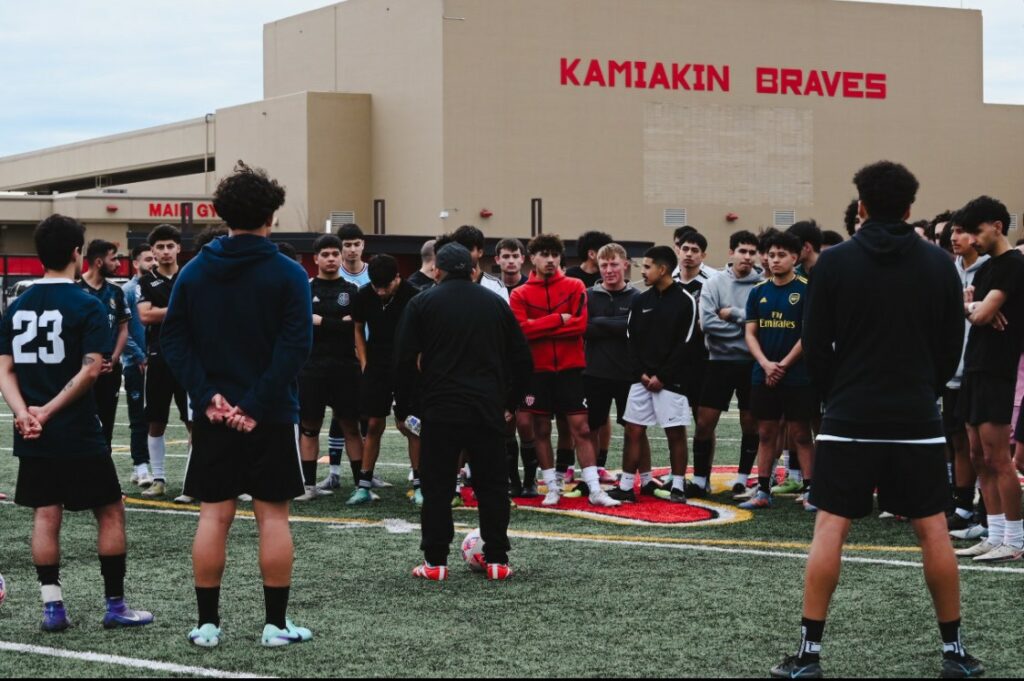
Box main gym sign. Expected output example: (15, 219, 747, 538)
(560, 59, 887, 99)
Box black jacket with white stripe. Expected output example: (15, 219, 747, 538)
(626, 282, 700, 393)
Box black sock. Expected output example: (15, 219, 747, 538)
(506, 438, 522, 487)
(412, 469, 421, 490)
(35, 564, 60, 590)
(955, 486, 974, 514)
(99, 554, 126, 600)
(521, 441, 538, 486)
(758, 476, 772, 496)
(977, 492, 987, 526)
(789, 451, 802, 473)
(329, 451, 342, 467)
(359, 469, 374, 490)
(597, 448, 609, 469)
(939, 619, 966, 660)
(693, 438, 714, 479)
(264, 586, 290, 629)
(739, 435, 758, 476)
(302, 460, 317, 487)
(555, 448, 574, 474)
(797, 617, 825, 663)
(802, 479, 812, 493)
(349, 459, 362, 485)
(196, 586, 221, 627)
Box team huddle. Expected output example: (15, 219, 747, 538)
(2, 158, 1017, 677)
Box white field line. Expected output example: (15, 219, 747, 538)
(0, 641, 274, 679)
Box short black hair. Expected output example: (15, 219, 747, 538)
(312, 234, 343, 254)
(336, 223, 364, 241)
(677, 230, 708, 253)
(821, 230, 845, 247)
(277, 242, 300, 262)
(433, 233, 454, 252)
(930, 211, 954, 232)
(577, 230, 613, 260)
(757, 228, 781, 254)
(673, 226, 697, 245)
(213, 161, 286, 231)
(763, 230, 803, 256)
(787, 220, 822, 253)
(35, 214, 85, 271)
(453, 225, 486, 253)
(85, 239, 116, 264)
(911, 220, 931, 238)
(844, 199, 860, 237)
(368, 254, 399, 287)
(130, 244, 151, 261)
(193, 225, 229, 251)
(528, 234, 565, 256)
(729, 230, 759, 251)
(495, 238, 525, 255)
(644, 246, 677, 271)
(958, 196, 1012, 236)
(148, 224, 181, 246)
(853, 161, 919, 223)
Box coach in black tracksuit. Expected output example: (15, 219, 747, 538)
(395, 244, 533, 568)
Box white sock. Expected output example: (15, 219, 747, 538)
(737, 473, 749, 485)
(582, 466, 600, 494)
(789, 469, 803, 484)
(1004, 519, 1024, 549)
(40, 584, 63, 604)
(987, 514, 1006, 546)
(148, 436, 166, 481)
(672, 475, 685, 492)
(619, 472, 636, 492)
(639, 471, 652, 486)
(542, 468, 559, 493)
(134, 463, 149, 478)
(781, 450, 790, 470)
(946, 462, 954, 485)
(330, 464, 341, 476)
(691, 475, 708, 489)
(955, 508, 973, 520)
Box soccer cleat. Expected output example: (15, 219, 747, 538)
(562, 485, 585, 499)
(772, 479, 804, 495)
(955, 540, 1000, 558)
(739, 491, 772, 510)
(173, 494, 195, 505)
(189, 623, 222, 648)
(261, 620, 313, 648)
(940, 653, 985, 678)
(588, 489, 622, 507)
(731, 482, 748, 497)
(451, 493, 464, 508)
(412, 488, 424, 507)
(683, 480, 709, 499)
(508, 483, 524, 498)
(640, 481, 663, 498)
(141, 481, 165, 498)
(520, 482, 539, 499)
(316, 473, 342, 492)
(293, 486, 325, 502)
(346, 488, 375, 506)
(486, 564, 513, 581)
(734, 486, 758, 501)
(563, 468, 576, 484)
(947, 514, 975, 532)
(972, 543, 1023, 563)
(654, 487, 688, 504)
(41, 601, 72, 633)
(412, 563, 449, 581)
(950, 525, 988, 541)
(803, 498, 819, 513)
(598, 468, 617, 485)
(542, 488, 561, 507)
(608, 487, 637, 503)
(795, 493, 806, 504)
(102, 597, 154, 629)
(769, 655, 824, 679)
(370, 476, 393, 489)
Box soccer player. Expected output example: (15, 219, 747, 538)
(510, 234, 620, 507)
(820, 231, 845, 250)
(123, 245, 156, 487)
(695, 231, 762, 498)
(620, 246, 698, 504)
(566, 230, 613, 288)
(450, 225, 509, 302)
(787, 220, 822, 278)
(348, 255, 421, 505)
(137, 224, 191, 499)
(495, 238, 528, 292)
(955, 195, 1024, 563)
(407, 239, 437, 291)
(396, 243, 533, 581)
(776, 161, 978, 678)
(0, 214, 152, 633)
(843, 198, 863, 236)
(738, 231, 816, 511)
(672, 226, 718, 283)
(161, 163, 313, 649)
(294, 235, 363, 502)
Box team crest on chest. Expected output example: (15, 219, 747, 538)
(524, 395, 536, 407)
(338, 292, 350, 307)
(789, 293, 801, 305)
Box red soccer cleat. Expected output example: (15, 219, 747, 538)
(412, 564, 449, 581)
(486, 564, 514, 581)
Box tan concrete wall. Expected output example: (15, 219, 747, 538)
(110, 173, 211, 195)
(306, 93, 373, 232)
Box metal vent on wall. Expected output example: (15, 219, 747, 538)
(664, 208, 688, 227)
(1011, 214, 1019, 231)
(329, 212, 356, 230)
(773, 210, 797, 228)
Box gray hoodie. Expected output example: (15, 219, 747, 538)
(699, 264, 763, 361)
(948, 253, 990, 389)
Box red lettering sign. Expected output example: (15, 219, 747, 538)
(752, 67, 886, 100)
(147, 203, 218, 219)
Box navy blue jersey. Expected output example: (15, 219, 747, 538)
(745, 276, 810, 387)
(78, 279, 131, 359)
(0, 280, 111, 458)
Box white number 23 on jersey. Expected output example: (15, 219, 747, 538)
(12, 310, 66, 364)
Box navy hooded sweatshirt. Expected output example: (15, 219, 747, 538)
(161, 234, 312, 424)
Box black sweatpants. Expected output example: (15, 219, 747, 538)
(123, 363, 149, 465)
(420, 421, 511, 566)
(94, 366, 122, 448)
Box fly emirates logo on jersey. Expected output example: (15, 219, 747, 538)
(559, 58, 887, 100)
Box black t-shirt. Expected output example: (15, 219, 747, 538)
(352, 279, 419, 368)
(306, 277, 359, 371)
(965, 249, 1024, 377)
(78, 279, 131, 359)
(506, 274, 528, 294)
(407, 270, 435, 292)
(137, 269, 179, 356)
(565, 266, 601, 288)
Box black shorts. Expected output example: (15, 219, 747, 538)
(583, 375, 631, 430)
(16, 455, 122, 512)
(700, 360, 753, 412)
(942, 387, 964, 436)
(300, 364, 360, 423)
(810, 440, 949, 520)
(360, 365, 408, 420)
(956, 373, 1014, 426)
(522, 369, 587, 417)
(750, 384, 819, 422)
(184, 420, 304, 503)
(144, 354, 190, 424)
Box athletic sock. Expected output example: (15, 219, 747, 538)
(802, 479, 812, 493)
(349, 460, 362, 485)
(739, 434, 759, 476)
(301, 460, 317, 487)
(329, 464, 341, 477)
(788, 468, 803, 484)
(736, 473, 750, 486)
(505, 438, 521, 488)
(619, 472, 636, 492)
(195, 586, 221, 627)
(758, 476, 772, 497)
(134, 463, 149, 478)
(555, 448, 575, 475)
(359, 469, 374, 490)
(955, 486, 975, 518)
(99, 554, 126, 600)
(412, 469, 421, 491)
(691, 475, 708, 490)
(328, 420, 344, 466)
(987, 514, 1006, 546)
(797, 617, 825, 664)
(786, 449, 799, 473)
(597, 448, 609, 469)
(939, 619, 967, 661)
(520, 441, 538, 487)
(693, 438, 713, 479)
(946, 462, 954, 485)
(542, 468, 559, 493)
(148, 435, 166, 482)
(263, 585, 290, 629)
(35, 564, 62, 604)
(639, 471, 653, 487)
(1003, 519, 1024, 549)
(671, 475, 685, 492)
(581, 466, 600, 495)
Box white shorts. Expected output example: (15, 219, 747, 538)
(622, 383, 692, 429)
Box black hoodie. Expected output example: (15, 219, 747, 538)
(802, 220, 964, 440)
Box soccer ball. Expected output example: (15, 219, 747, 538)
(460, 529, 486, 573)
(0, 573, 6, 608)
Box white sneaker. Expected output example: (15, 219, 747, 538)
(588, 490, 622, 508)
(173, 494, 194, 504)
(370, 476, 393, 489)
(542, 488, 561, 507)
(293, 486, 324, 502)
(136, 474, 154, 488)
(950, 524, 988, 541)
(237, 494, 253, 502)
(955, 540, 1000, 558)
(734, 486, 757, 501)
(973, 543, 1024, 563)
(141, 481, 165, 498)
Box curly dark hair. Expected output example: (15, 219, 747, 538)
(312, 234, 343, 254)
(729, 230, 759, 251)
(853, 161, 918, 223)
(787, 220, 822, 253)
(757, 227, 781, 254)
(213, 161, 286, 231)
(762, 230, 803, 256)
(958, 196, 1012, 236)
(192, 225, 229, 251)
(843, 199, 860, 236)
(527, 233, 565, 256)
(822, 230, 845, 247)
(576, 230, 613, 260)
(453, 225, 486, 253)
(148, 223, 181, 246)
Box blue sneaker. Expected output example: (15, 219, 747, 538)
(261, 619, 313, 648)
(189, 623, 223, 648)
(102, 597, 154, 629)
(346, 488, 375, 506)
(41, 601, 72, 633)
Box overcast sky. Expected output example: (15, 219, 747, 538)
(0, 0, 1020, 158)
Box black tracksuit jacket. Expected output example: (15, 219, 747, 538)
(626, 282, 699, 394)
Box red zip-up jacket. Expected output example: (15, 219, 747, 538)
(509, 269, 588, 372)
